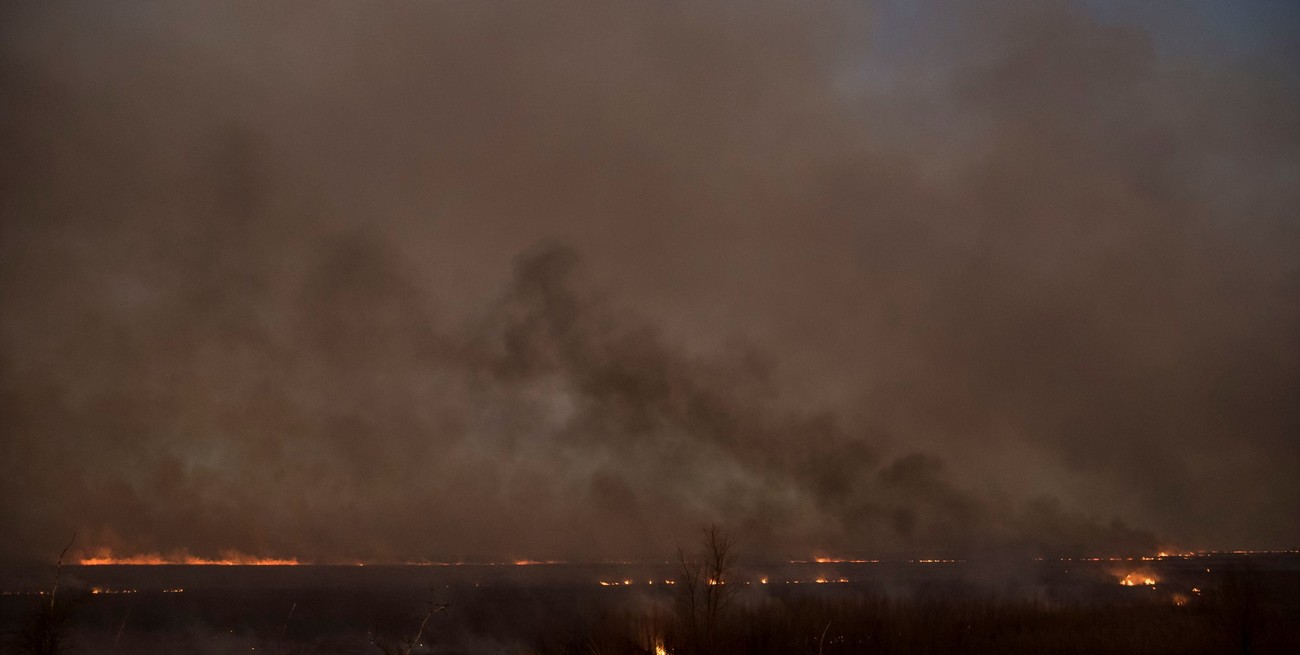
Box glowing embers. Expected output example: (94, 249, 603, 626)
(794, 556, 957, 564)
(786, 577, 851, 585)
(817, 577, 850, 584)
(808, 557, 879, 564)
(78, 549, 300, 566)
(1060, 548, 1300, 564)
(90, 587, 138, 595)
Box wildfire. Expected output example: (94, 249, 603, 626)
(1057, 548, 1300, 564)
(78, 550, 300, 566)
(797, 556, 952, 564)
(1117, 572, 1157, 586)
(598, 579, 675, 587)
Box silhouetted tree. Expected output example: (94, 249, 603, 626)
(1220, 567, 1260, 655)
(674, 525, 738, 655)
(15, 533, 77, 655)
(370, 593, 446, 655)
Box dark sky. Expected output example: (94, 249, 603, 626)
(2, 0, 1297, 564)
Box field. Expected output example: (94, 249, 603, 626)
(2, 554, 1297, 654)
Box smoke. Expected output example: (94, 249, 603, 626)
(1, 0, 1296, 563)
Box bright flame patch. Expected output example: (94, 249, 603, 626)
(78, 549, 300, 566)
(1117, 572, 1157, 586)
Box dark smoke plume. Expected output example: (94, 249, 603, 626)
(1, 0, 1296, 563)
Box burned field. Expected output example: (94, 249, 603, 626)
(2, 553, 1297, 654)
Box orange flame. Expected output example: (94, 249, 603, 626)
(1117, 572, 1157, 586)
(807, 557, 879, 564)
(78, 549, 300, 566)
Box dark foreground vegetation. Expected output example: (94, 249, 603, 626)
(2, 549, 1297, 654)
(2, 576, 1296, 655)
(573, 586, 1299, 655)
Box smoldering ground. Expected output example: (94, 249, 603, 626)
(1, 0, 1297, 564)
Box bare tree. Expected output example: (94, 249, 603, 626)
(1220, 567, 1260, 655)
(674, 525, 738, 655)
(273, 601, 296, 655)
(370, 594, 447, 655)
(16, 533, 77, 655)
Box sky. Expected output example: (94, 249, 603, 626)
(1, 0, 1297, 565)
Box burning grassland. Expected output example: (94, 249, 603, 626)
(1116, 570, 1158, 587)
(77, 549, 301, 566)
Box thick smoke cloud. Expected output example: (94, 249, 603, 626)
(1, 1, 1296, 563)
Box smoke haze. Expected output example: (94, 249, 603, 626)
(1, 0, 1297, 564)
